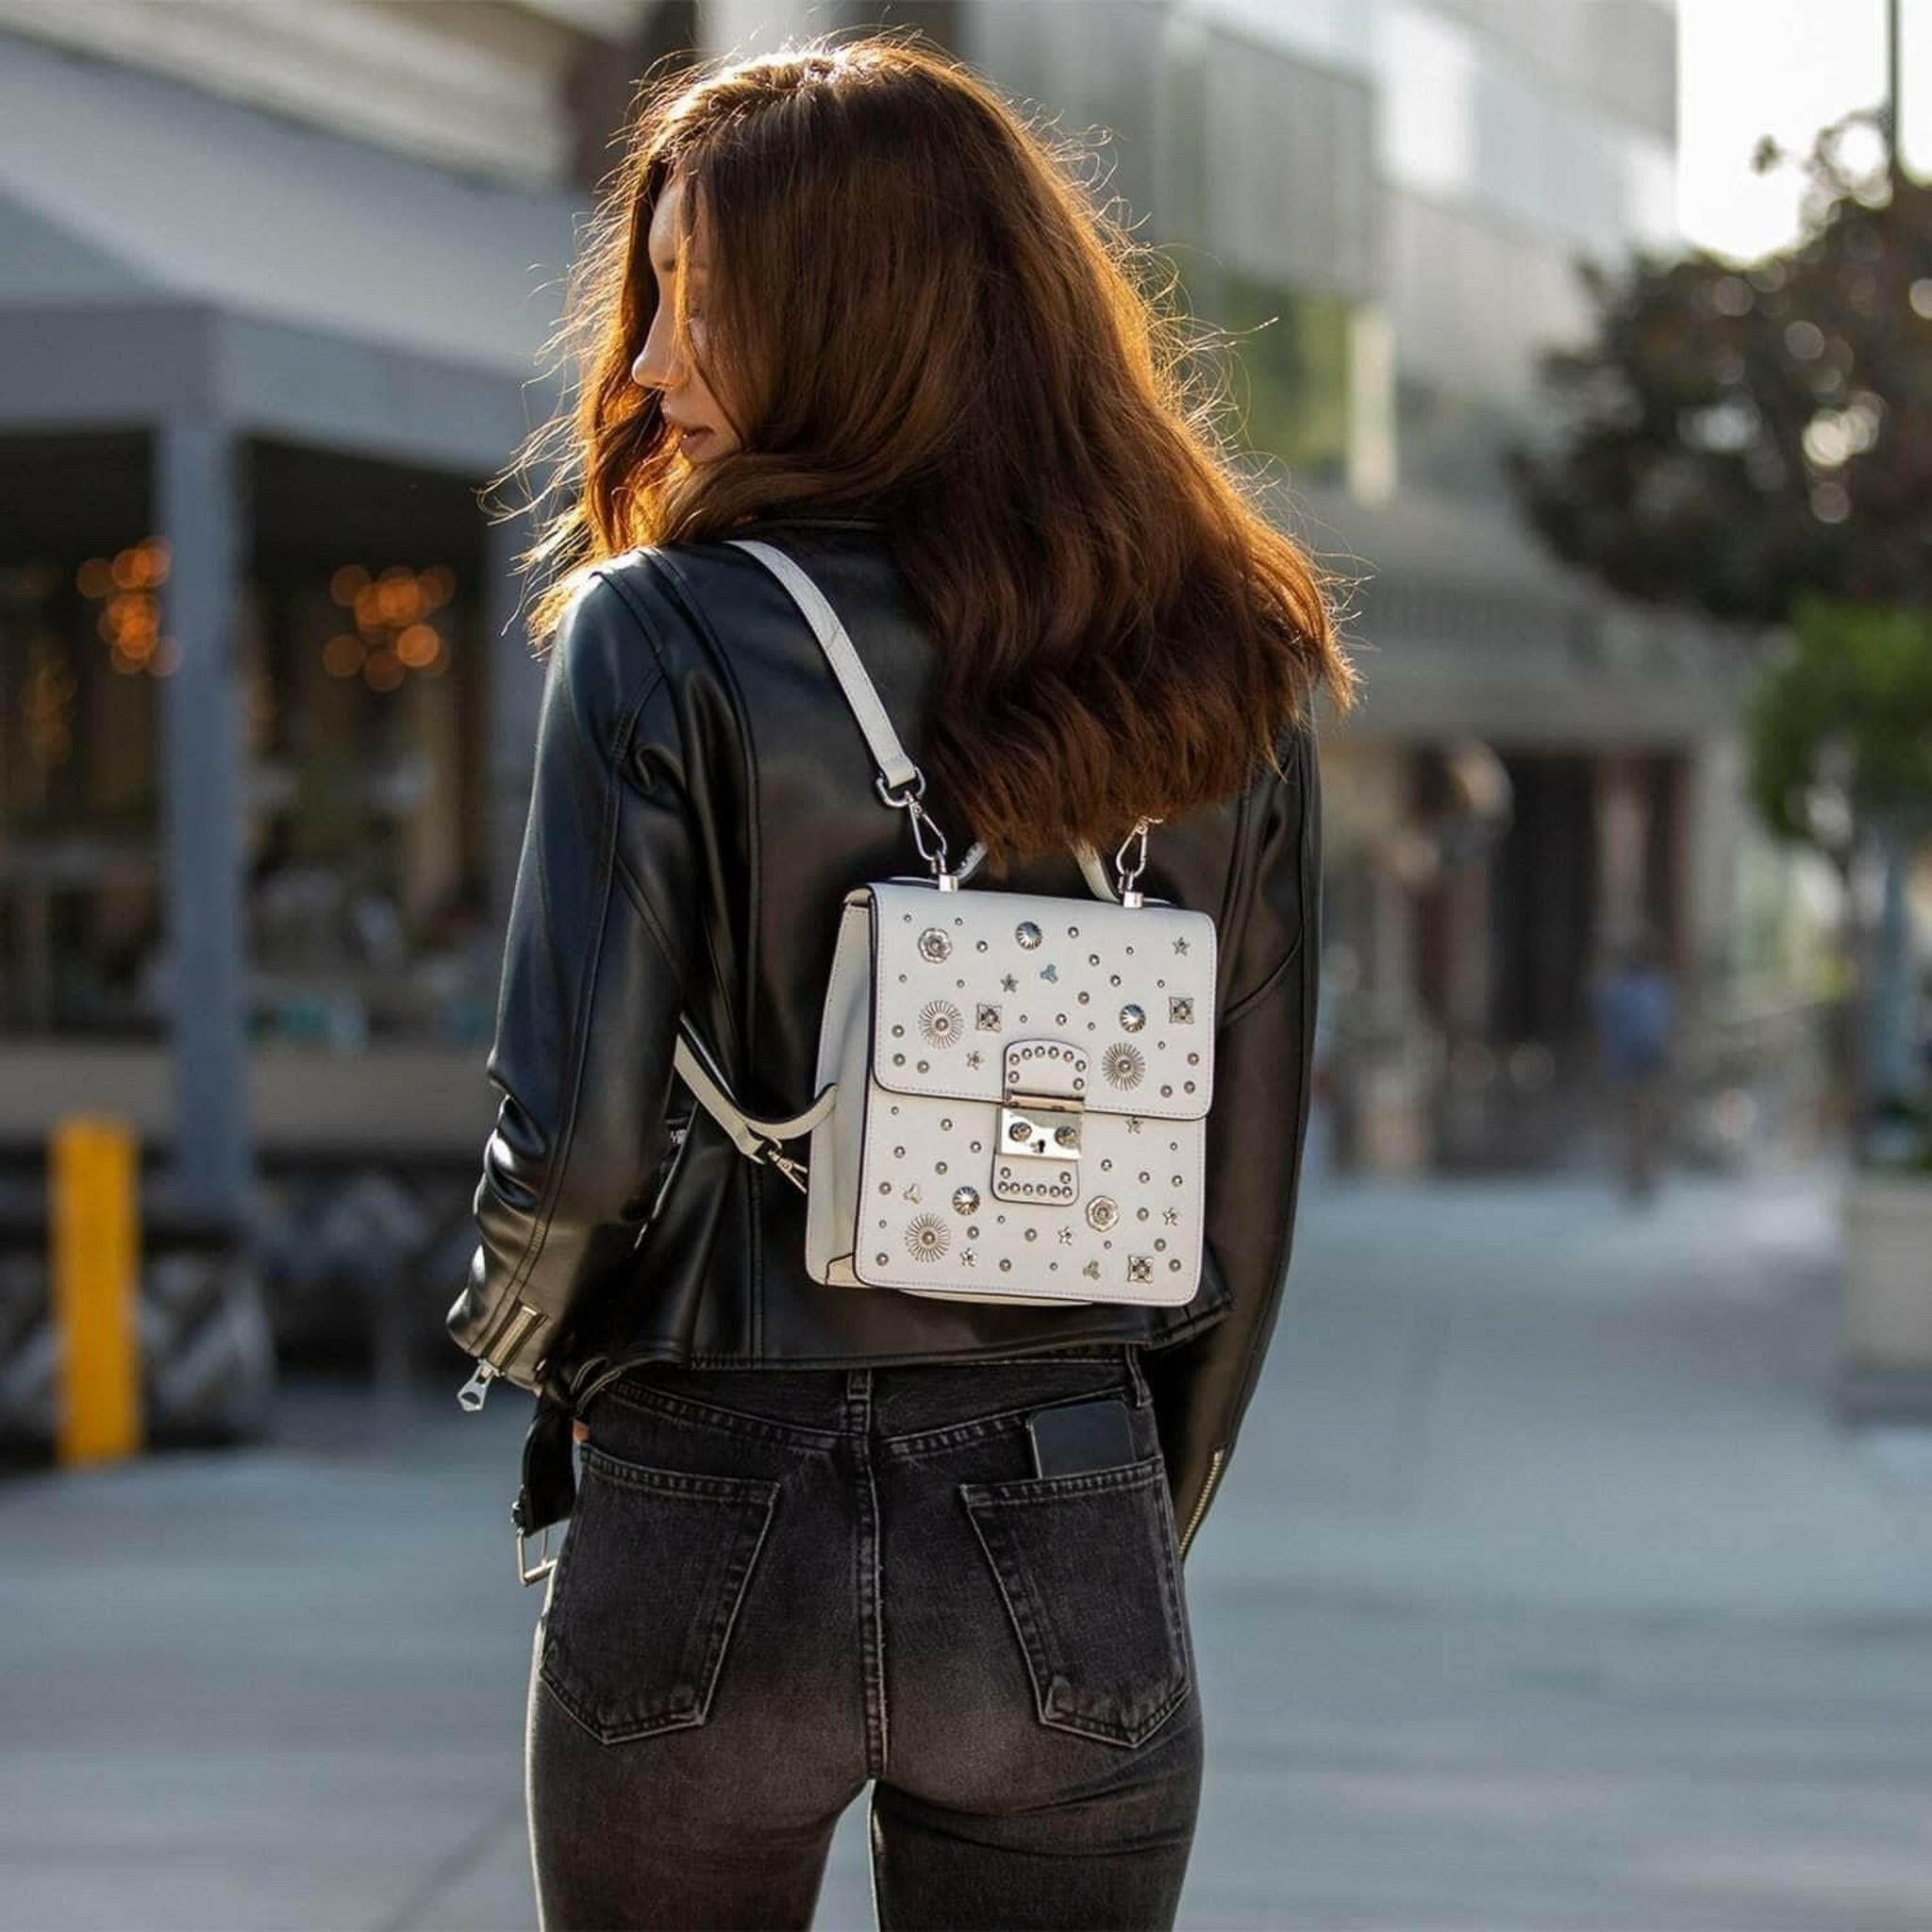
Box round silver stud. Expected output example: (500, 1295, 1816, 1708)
(1119, 1004, 1146, 1033)
(1015, 921, 1042, 948)
(917, 927, 952, 962)
(1102, 1042, 1145, 1090)
(1086, 1196, 1120, 1232)
(951, 1185, 980, 1216)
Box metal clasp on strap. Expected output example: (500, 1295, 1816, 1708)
(1114, 816, 1161, 908)
(761, 1144, 809, 1194)
(877, 768, 959, 890)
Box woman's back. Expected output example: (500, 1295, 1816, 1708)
(455, 507, 1323, 1557)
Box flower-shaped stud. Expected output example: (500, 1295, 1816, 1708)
(919, 1000, 964, 1049)
(905, 1213, 950, 1261)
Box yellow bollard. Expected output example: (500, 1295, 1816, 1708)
(50, 1117, 142, 1464)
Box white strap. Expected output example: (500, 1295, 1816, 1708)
(727, 538, 922, 795)
(726, 537, 1120, 901)
(674, 1024, 837, 1152)
(675, 539, 1122, 1184)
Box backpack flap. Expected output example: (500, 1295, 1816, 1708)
(848, 881, 1217, 1306)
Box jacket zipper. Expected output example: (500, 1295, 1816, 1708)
(1179, 1447, 1226, 1557)
(458, 1115, 694, 1414)
(456, 1300, 543, 1412)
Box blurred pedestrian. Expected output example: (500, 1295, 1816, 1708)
(1591, 924, 1674, 1202)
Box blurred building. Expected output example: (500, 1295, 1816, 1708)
(0, 0, 1776, 1391)
(842, 0, 1763, 1175)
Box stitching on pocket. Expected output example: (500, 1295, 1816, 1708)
(958, 1450, 1191, 1748)
(540, 1446, 780, 1745)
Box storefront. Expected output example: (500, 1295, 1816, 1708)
(0, 37, 581, 1398)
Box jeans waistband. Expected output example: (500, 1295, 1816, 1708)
(593, 1342, 1150, 1444)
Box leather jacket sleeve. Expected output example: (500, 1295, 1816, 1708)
(445, 571, 697, 1396)
(1146, 719, 1323, 1559)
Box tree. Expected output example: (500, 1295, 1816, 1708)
(1505, 109, 1932, 1154)
(1506, 109, 1930, 622)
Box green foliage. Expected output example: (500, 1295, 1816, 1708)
(1507, 116, 1932, 626)
(1745, 595, 1932, 849)
(1217, 271, 1352, 481)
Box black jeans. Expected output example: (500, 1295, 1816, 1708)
(525, 1343, 1204, 1930)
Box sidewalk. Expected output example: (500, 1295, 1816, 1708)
(4, 1158, 1930, 1929)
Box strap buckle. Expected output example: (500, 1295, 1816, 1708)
(516, 1523, 557, 1588)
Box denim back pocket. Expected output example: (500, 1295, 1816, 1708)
(540, 1442, 780, 1745)
(958, 1449, 1191, 1748)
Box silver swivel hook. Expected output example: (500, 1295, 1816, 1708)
(876, 768, 959, 891)
(1114, 816, 1161, 908)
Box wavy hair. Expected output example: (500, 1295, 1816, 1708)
(494, 30, 1358, 878)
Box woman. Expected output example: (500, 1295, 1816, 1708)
(450, 33, 1356, 1931)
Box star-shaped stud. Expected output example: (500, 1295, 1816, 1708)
(1001, 974, 1018, 993)
(1058, 1226, 1074, 1245)
(1174, 936, 1190, 955)
(1126, 1116, 1142, 1134)
(966, 1050, 983, 1069)
(1162, 1207, 1179, 1225)
(960, 1249, 975, 1267)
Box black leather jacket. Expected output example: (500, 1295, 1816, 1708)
(447, 511, 1323, 1560)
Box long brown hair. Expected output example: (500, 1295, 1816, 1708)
(497, 30, 1358, 878)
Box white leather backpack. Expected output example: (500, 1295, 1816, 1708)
(670, 537, 1217, 1308)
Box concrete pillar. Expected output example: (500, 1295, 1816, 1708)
(1593, 752, 1650, 951)
(156, 420, 253, 1224)
(1685, 729, 1744, 983)
(483, 513, 549, 940)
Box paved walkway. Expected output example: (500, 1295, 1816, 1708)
(5, 1155, 1931, 1929)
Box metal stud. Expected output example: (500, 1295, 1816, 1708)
(1015, 921, 1042, 948)
(919, 1000, 964, 1048)
(918, 927, 952, 962)
(905, 1213, 949, 1261)
(1119, 1004, 1145, 1033)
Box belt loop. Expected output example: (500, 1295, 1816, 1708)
(1123, 1342, 1149, 1407)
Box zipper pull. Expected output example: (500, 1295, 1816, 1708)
(457, 1361, 499, 1412)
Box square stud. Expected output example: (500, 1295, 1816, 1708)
(975, 1004, 1002, 1031)
(1169, 996, 1193, 1024)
